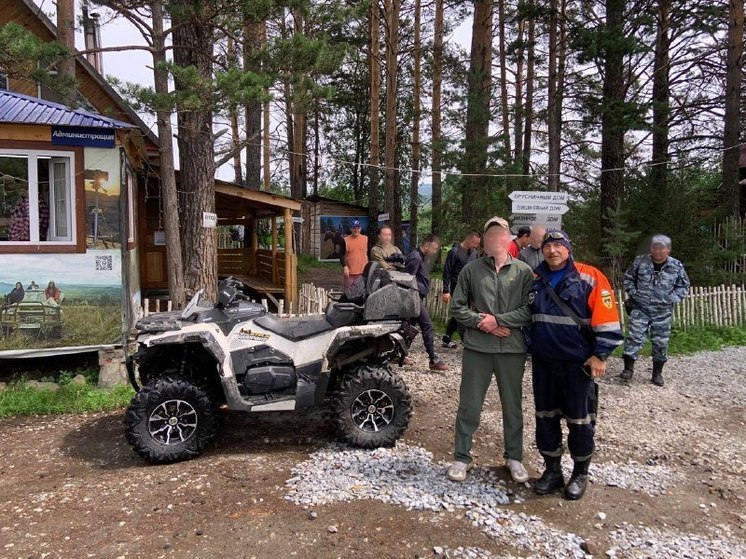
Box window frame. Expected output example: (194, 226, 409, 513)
(0, 141, 85, 254)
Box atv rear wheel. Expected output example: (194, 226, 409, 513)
(124, 377, 218, 464)
(332, 365, 412, 448)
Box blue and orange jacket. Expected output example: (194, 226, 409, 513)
(528, 258, 623, 361)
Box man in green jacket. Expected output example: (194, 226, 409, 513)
(447, 216, 534, 484)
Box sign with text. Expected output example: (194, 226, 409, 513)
(510, 214, 562, 229)
(202, 212, 218, 228)
(509, 190, 570, 204)
(378, 213, 390, 222)
(52, 126, 115, 148)
(511, 202, 569, 215)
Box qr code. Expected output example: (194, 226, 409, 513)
(95, 255, 113, 271)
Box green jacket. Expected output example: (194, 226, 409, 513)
(450, 254, 533, 354)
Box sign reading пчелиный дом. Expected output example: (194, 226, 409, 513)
(51, 126, 116, 148)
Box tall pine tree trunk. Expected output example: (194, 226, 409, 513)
(227, 36, 243, 185)
(546, 0, 565, 192)
(431, 0, 444, 238)
(650, 0, 671, 196)
(409, 0, 421, 247)
(152, 0, 185, 308)
(261, 22, 271, 190)
(291, 8, 307, 202)
(513, 18, 525, 169)
(244, 18, 262, 188)
(172, 0, 218, 300)
(600, 0, 626, 246)
(368, 0, 381, 236)
(383, 0, 402, 246)
(56, 0, 76, 97)
(522, 7, 535, 182)
(722, 0, 744, 216)
(461, 0, 493, 226)
(498, 0, 511, 157)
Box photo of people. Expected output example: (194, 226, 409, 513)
(0, 251, 123, 352)
(319, 215, 370, 261)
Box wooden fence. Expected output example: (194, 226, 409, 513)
(142, 280, 746, 331)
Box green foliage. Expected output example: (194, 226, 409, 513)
(0, 381, 134, 417)
(612, 326, 746, 357)
(602, 201, 641, 286)
(0, 22, 77, 102)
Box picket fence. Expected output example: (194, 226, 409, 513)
(142, 280, 746, 331)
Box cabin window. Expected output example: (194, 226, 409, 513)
(0, 150, 75, 245)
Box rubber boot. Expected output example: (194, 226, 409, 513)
(620, 355, 635, 380)
(652, 361, 665, 387)
(564, 458, 591, 500)
(534, 455, 565, 495)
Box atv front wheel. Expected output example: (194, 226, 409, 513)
(332, 365, 412, 448)
(124, 377, 218, 464)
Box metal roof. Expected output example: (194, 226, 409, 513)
(0, 90, 136, 128)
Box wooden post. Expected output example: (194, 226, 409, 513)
(284, 208, 296, 307)
(250, 216, 259, 275)
(271, 216, 278, 283)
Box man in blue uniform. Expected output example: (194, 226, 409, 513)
(621, 235, 690, 386)
(528, 230, 623, 500)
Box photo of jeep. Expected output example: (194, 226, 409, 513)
(0, 289, 63, 339)
(125, 262, 421, 464)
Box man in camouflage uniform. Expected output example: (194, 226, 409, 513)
(621, 235, 690, 386)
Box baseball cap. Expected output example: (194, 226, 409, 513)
(483, 216, 510, 233)
(351, 220, 361, 227)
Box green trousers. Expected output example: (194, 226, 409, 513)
(454, 349, 526, 463)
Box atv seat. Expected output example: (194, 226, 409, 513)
(254, 314, 336, 342)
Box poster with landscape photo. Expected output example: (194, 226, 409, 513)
(84, 147, 121, 249)
(319, 215, 370, 261)
(0, 250, 123, 353)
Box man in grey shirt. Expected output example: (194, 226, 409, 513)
(518, 225, 545, 270)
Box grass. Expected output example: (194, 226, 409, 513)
(431, 319, 746, 357)
(297, 253, 340, 274)
(615, 325, 746, 357)
(0, 379, 134, 417)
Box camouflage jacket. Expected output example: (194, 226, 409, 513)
(623, 255, 690, 311)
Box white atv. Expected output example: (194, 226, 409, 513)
(124, 262, 420, 464)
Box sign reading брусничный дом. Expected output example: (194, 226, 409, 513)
(509, 190, 570, 230)
(51, 126, 115, 148)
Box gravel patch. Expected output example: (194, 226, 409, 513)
(607, 522, 746, 558)
(526, 456, 684, 496)
(285, 443, 588, 558)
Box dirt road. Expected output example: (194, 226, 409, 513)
(1, 343, 744, 558)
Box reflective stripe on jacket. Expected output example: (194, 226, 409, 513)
(528, 259, 623, 361)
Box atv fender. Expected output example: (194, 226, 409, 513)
(321, 322, 402, 371)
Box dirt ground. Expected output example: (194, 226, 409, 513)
(1, 341, 744, 559)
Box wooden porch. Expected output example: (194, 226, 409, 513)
(138, 178, 301, 308)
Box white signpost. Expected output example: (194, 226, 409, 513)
(509, 191, 569, 204)
(202, 211, 218, 228)
(378, 213, 390, 222)
(508, 191, 569, 230)
(509, 214, 563, 227)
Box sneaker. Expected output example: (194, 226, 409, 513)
(447, 461, 472, 482)
(506, 459, 529, 483)
(441, 335, 457, 348)
(429, 360, 449, 372)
